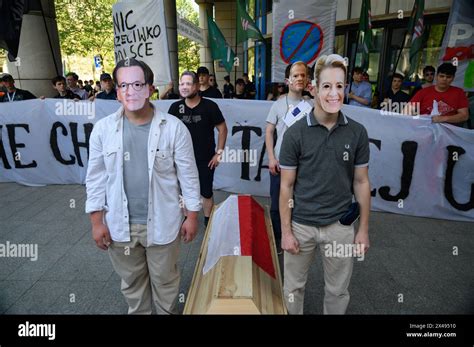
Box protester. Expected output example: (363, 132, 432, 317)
(0, 74, 36, 102)
(83, 80, 94, 97)
(345, 67, 372, 107)
(265, 61, 313, 254)
(159, 82, 180, 100)
(267, 83, 286, 101)
(168, 71, 228, 228)
(411, 65, 436, 97)
(94, 73, 117, 100)
(381, 72, 410, 109)
(65, 72, 88, 100)
(197, 66, 222, 98)
(406, 63, 469, 127)
(85, 58, 201, 315)
(279, 54, 370, 314)
(242, 72, 256, 99)
(49, 75, 80, 100)
(209, 74, 218, 89)
(232, 78, 247, 99)
(223, 75, 234, 99)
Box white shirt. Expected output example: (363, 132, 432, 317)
(85, 105, 202, 246)
(70, 87, 88, 100)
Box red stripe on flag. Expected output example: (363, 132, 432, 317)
(238, 196, 276, 279)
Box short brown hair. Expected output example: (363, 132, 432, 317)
(314, 54, 347, 86)
(112, 58, 154, 86)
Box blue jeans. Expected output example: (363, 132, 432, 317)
(270, 172, 281, 242)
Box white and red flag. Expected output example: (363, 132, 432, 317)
(203, 195, 276, 278)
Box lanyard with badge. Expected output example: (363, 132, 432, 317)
(282, 97, 312, 128)
(7, 91, 16, 102)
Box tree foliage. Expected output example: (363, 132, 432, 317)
(55, 0, 201, 76)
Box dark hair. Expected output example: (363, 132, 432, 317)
(352, 67, 364, 75)
(112, 58, 154, 86)
(243, 73, 249, 77)
(423, 65, 436, 74)
(51, 75, 66, 85)
(392, 73, 404, 80)
(78, 79, 83, 84)
(180, 70, 199, 84)
(437, 63, 456, 76)
(65, 72, 79, 80)
(224, 75, 230, 82)
(236, 78, 245, 86)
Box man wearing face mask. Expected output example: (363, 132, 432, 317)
(265, 61, 313, 254)
(168, 71, 228, 228)
(279, 54, 371, 315)
(85, 58, 201, 314)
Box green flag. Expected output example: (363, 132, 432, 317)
(358, 0, 372, 69)
(236, 0, 265, 43)
(207, 15, 235, 73)
(407, 0, 425, 77)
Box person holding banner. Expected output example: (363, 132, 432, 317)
(85, 58, 201, 315)
(168, 71, 228, 228)
(407, 63, 469, 127)
(279, 54, 371, 314)
(265, 61, 313, 254)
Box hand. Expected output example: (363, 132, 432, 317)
(354, 226, 370, 256)
(282, 231, 299, 255)
(348, 92, 354, 99)
(40, 96, 46, 100)
(73, 98, 80, 102)
(180, 217, 198, 243)
(269, 157, 280, 175)
(208, 153, 221, 170)
(88, 96, 96, 101)
(92, 223, 112, 250)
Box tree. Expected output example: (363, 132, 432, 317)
(55, 0, 200, 76)
(177, 0, 200, 75)
(55, 0, 115, 73)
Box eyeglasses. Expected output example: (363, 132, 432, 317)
(118, 81, 147, 92)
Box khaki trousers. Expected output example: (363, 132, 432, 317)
(284, 221, 355, 314)
(108, 224, 181, 314)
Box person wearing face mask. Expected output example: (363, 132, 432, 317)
(85, 58, 201, 315)
(265, 61, 313, 254)
(279, 54, 371, 315)
(168, 71, 228, 228)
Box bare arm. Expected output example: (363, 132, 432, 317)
(432, 108, 469, 124)
(279, 168, 299, 254)
(265, 122, 280, 175)
(209, 121, 228, 169)
(353, 166, 371, 254)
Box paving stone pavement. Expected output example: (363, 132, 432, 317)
(0, 182, 473, 314)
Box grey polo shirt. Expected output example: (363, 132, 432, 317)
(279, 110, 369, 227)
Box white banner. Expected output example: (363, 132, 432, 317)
(438, 0, 474, 92)
(0, 99, 473, 222)
(113, 0, 171, 86)
(271, 0, 337, 82)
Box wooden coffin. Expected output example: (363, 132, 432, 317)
(184, 195, 287, 314)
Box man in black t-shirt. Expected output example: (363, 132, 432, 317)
(197, 66, 222, 98)
(242, 73, 256, 99)
(168, 71, 228, 227)
(51, 76, 80, 100)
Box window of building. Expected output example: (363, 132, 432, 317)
(335, 34, 346, 57)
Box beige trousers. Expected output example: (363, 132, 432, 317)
(284, 221, 355, 315)
(108, 224, 181, 314)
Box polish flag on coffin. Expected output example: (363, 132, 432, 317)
(203, 195, 276, 278)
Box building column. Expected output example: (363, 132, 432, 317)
(162, 0, 179, 94)
(196, 0, 214, 72)
(5, 0, 62, 97)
